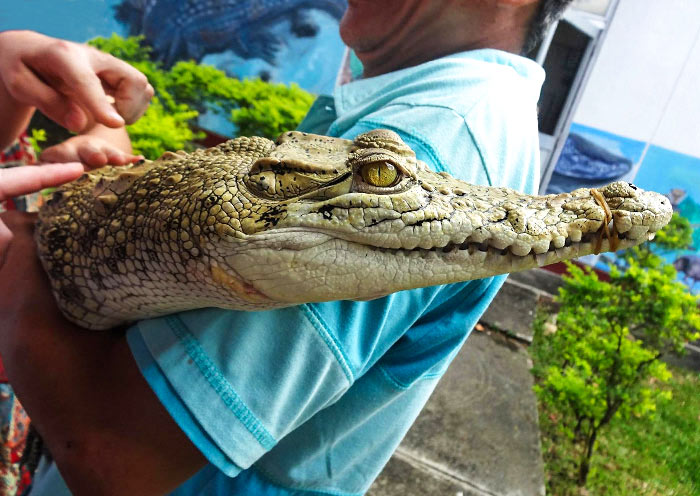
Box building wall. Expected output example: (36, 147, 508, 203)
(573, 0, 700, 156)
(551, 0, 700, 291)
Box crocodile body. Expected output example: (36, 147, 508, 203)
(36, 130, 672, 330)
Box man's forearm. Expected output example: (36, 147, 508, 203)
(1, 323, 205, 495)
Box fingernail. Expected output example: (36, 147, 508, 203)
(108, 109, 125, 126)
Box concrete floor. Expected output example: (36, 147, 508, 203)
(367, 270, 556, 496)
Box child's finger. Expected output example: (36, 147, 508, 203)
(40, 143, 78, 164)
(42, 48, 125, 129)
(94, 51, 153, 124)
(102, 146, 127, 164)
(77, 143, 109, 168)
(6, 64, 82, 132)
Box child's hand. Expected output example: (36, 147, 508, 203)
(41, 135, 144, 168)
(0, 30, 153, 132)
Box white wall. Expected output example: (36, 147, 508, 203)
(573, 0, 700, 157)
(571, 0, 612, 16)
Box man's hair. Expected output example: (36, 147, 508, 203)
(522, 0, 575, 57)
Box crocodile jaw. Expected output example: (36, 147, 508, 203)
(225, 225, 660, 305)
(222, 177, 672, 304)
(226, 177, 673, 304)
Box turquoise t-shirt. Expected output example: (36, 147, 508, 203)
(127, 49, 544, 495)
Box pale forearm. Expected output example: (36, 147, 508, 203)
(0, 81, 35, 151)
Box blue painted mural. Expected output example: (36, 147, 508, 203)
(546, 123, 646, 195)
(114, 0, 347, 67)
(548, 123, 700, 293)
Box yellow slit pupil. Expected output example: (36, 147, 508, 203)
(361, 162, 397, 187)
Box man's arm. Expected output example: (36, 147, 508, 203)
(0, 212, 206, 495)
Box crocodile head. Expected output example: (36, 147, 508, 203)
(226, 129, 672, 303)
(36, 129, 673, 328)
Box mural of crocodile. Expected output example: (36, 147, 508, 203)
(114, 0, 348, 67)
(674, 254, 700, 289)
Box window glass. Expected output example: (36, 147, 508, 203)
(571, 0, 611, 16)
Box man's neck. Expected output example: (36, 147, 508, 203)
(348, 1, 539, 78)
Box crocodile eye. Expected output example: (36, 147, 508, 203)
(360, 161, 398, 187)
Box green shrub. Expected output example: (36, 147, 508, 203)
(27, 128, 47, 155)
(87, 34, 314, 158)
(532, 214, 700, 488)
(126, 98, 200, 159)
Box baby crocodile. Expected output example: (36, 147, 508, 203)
(36, 129, 673, 329)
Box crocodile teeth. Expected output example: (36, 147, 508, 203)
(581, 233, 596, 244)
(511, 241, 531, 257)
(442, 243, 456, 253)
(614, 216, 632, 233)
(532, 239, 551, 254)
(628, 225, 650, 239)
(489, 238, 512, 250)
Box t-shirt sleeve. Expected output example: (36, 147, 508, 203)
(336, 78, 540, 194)
(126, 306, 355, 475)
(126, 284, 449, 476)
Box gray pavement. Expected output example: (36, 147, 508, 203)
(368, 271, 550, 495)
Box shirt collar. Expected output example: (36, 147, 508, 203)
(333, 48, 544, 123)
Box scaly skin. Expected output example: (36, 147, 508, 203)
(36, 129, 673, 329)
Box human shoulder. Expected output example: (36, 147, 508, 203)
(332, 50, 543, 190)
(351, 49, 542, 120)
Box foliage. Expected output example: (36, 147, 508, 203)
(125, 98, 200, 159)
(87, 34, 314, 158)
(589, 367, 700, 495)
(537, 364, 700, 496)
(27, 128, 47, 155)
(531, 214, 700, 489)
(651, 212, 694, 252)
(89, 33, 152, 63)
(165, 61, 315, 137)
